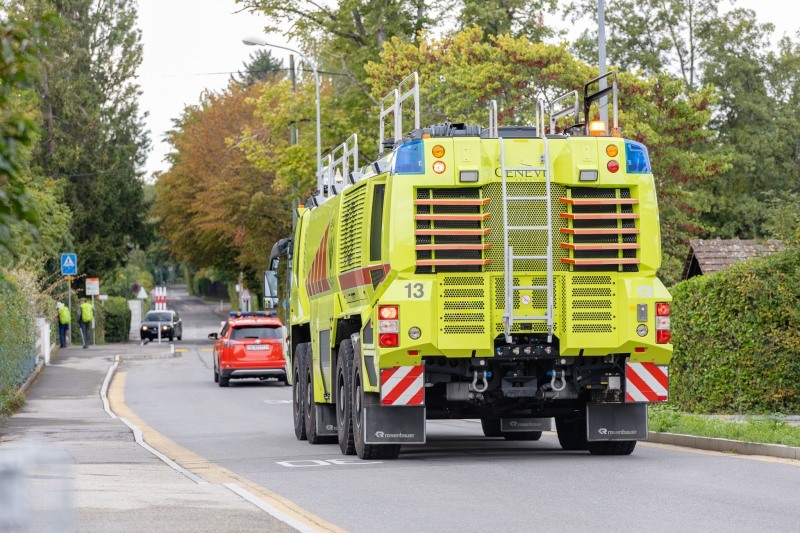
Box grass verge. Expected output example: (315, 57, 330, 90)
(649, 406, 800, 448)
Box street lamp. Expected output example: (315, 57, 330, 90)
(242, 36, 322, 191)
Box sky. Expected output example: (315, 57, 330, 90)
(137, 0, 800, 179)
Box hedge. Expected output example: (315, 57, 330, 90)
(0, 272, 37, 416)
(670, 247, 800, 414)
(103, 296, 131, 343)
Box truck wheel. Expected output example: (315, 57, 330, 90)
(336, 340, 355, 455)
(480, 418, 502, 437)
(588, 440, 637, 455)
(304, 345, 336, 444)
(504, 431, 542, 441)
(293, 343, 308, 441)
(351, 355, 401, 460)
(555, 415, 587, 451)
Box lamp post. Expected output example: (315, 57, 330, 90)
(242, 36, 322, 192)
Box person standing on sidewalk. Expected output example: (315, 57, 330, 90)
(77, 298, 93, 349)
(56, 302, 71, 348)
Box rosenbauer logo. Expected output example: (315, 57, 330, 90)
(375, 431, 415, 439)
(598, 428, 638, 436)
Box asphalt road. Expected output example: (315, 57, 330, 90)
(124, 287, 800, 532)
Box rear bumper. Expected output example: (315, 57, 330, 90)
(221, 368, 287, 379)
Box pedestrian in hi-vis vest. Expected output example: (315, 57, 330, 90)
(56, 302, 71, 348)
(77, 299, 93, 349)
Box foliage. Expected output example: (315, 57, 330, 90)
(365, 27, 728, 283)
(669, 247, 800, 414)
(155, 81, 292, 292)
(0, 15, 47, 257)
(649, 406, 800, 448)
(101, 248, 155, 299)
(0, 267, 43, 417)
(231, 49, 284, 87)
(102, 296, 130, 343)
(15, 0, 151, 277)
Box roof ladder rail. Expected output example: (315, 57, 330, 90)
(500, 99, 554, 344)
(549, 90, 580, 135)
(488, 100, 498, 138)
(378, 72, 420, 154)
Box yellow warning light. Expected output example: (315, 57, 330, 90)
(589, 121, 607, 136)
(432, 145, 445, 158)
(606, 144, 618, 157)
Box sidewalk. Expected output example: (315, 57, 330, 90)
(0, 342, 295, 532)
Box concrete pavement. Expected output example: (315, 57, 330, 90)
(0, 341, 297, 532)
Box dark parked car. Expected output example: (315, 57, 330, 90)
(141, 310, 182, 341)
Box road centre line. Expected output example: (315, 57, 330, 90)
(105, 364, 344, 533)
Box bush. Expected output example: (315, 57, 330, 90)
(0, 269, 39, 417)
(670, 247, 800, 414)
(103, 296, 131, 343)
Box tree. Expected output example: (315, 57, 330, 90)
(0, 15, 46, 257)
(231, 49, 284, 87)
(155, 81, 292, 290)
(18, 0, 151, 277)
(456, 0, 559, 42)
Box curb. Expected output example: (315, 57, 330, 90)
(648, 431, 800, 460)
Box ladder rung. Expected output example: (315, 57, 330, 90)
(507, 225, 548, 231)
(514, 285, 547, 291)
(512, 255, 547, 260)
(507, 196, 548, 201)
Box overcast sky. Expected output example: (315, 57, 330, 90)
(137, 0, 800, 179)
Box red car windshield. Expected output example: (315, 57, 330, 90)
(230, 325, 281, 340)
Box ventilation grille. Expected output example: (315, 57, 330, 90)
(570, 275, 615, 334)
(493, 276, 561, 334)
(484, 182, 569, 272)
(415, 188, 491, 274)
(440, 276, 486, 335)
(559, 187, 640, 272)
(339, 186, 366, 272)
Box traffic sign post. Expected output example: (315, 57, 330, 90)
(240, 288, 252, 313)
(61, 254, 77, 340)
(86, 278, 100, 346)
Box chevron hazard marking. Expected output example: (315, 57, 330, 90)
(380, 366, 424, 406)
(625, 362, 669, 403)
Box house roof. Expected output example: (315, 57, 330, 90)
(682, 238, 785, 279)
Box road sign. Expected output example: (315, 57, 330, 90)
(240, 288, 252, 301)
(61, 254, 77, 276)
(98, 295, 108, 301)
(137, 287, 148, 299)
(85, 278, 100, 296)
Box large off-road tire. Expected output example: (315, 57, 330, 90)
(588, 440, 637, 455)
(336, 340, 356, 455)
(480, 418, 502, 437)
(351, 354, 401, 460)
(555, 414, 588, 451)
(304, 344, 336, 444)
(293, 343, 308, 441)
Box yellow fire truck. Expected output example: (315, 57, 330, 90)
(267, 72, 672, 459)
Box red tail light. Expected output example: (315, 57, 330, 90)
(378, 305, 399, 319)
(656, 301, 671, 344)
(379, 333, 399, 347)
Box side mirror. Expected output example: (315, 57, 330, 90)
(264, 270, 278, 309)
(208, 333, 218, 340)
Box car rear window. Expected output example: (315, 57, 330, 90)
(230, 326, 282, 340)
(145, 312, 172, 322)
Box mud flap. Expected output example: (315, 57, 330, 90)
(501, 418, 552, 432)
(364, 406, 426, 444)
(587, 403, 648, 441)
(315, 403, 338, 436)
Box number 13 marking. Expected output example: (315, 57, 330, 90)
(404, 283, 424, 298)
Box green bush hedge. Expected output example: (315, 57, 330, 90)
(0, 272, 37, 416)
(103, 296, 131, 343)
(670, 247, 800, 414)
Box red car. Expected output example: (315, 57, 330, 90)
(209, 312, 288, 387)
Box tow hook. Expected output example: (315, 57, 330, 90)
(550, 369, 567, 392)
(471, 369, 489, 393)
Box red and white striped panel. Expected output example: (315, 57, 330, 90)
(625, 362, 669, 403)
(380, 366, 424, 406)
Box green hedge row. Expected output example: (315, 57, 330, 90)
(0, 273, 37, 416)
(670, 247, 800, 414)
(103, 296, 131, 343)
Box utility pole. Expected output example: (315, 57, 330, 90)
(598, 0, 608, 131)
(290, 54, 298, 229)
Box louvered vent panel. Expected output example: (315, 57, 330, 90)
(339, 186, 366, 272)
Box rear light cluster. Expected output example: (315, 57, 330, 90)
(378, 305, 399, 348)
(655, 302, 671, 344)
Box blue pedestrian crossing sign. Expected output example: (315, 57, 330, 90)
(61, 253, 77, 275)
